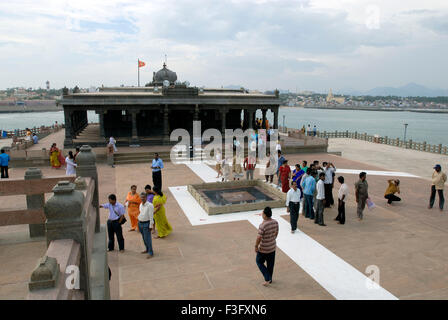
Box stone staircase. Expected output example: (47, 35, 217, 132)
(113, 147, 213, 165)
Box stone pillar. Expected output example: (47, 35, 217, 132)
(273, 108, 279, 129)
(220, 109, 227, 133)
(163, 105, 170, 144)
(248, 109, 254, 129)
(75, 145, 100, 233)
(98, 111, 106, 138)
(25, 168, 46, 238)
(44, 181, 90, 299)
(194, 104, 199, 121)
(131, 110, 139, 143)
(262, 109, 267, 129)
(63, 108, 73, 147)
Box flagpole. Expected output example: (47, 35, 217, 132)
(138, 59, 140, 87)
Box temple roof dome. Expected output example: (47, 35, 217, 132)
(153, 63, 177, 84)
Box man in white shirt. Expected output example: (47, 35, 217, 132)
(335, 176, 348, 225)
(138, 192, 155, 258)
(323, 162, 336, 208)
(315, 172, 326, 226)
(286, 181, 302, 233)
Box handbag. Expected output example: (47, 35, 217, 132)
(114, 207, 127, 225)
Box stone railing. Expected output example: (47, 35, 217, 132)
(7, 125, 64, 151)
(1, 124, 63, 139)
(0, 168, 76, 237)
(26, 145, 110, 300)
(317, 130, 448, 155)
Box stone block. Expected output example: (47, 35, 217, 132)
(28, 256, 59, 291)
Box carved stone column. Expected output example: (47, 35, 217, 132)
(163, 105, 170, 144)
(248, 109, 254, 129)
(194, 104, 199, 121)
(63, 108, 73, 147)
(44, 181, 89, 299)
(75, 145, 100, 233)
(273, 107, 279, 129)
(131, 110, 139, 143)
(262, 109, 267, 129)
(220, 108, 227, 134)
(25, 168, 45, 238)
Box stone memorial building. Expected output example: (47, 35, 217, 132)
(58, 63, 281, 147)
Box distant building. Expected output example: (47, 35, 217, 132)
(326, 88, 345, 104)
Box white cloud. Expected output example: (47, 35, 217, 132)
(0, 0, 447, 92)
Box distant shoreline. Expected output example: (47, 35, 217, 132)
(280, 105, 448, 114)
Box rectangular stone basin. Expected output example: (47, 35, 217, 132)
(187, 179, 286, 215)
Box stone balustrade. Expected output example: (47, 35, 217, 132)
(0, 168, 76, 237)
(26, 145, 110, 300)
(292, 129, 447, 156)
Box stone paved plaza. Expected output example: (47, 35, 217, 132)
(1, 140, 448, 300)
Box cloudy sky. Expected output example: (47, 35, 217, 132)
(1, 0, 448, 92)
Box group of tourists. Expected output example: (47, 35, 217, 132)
(101, 152, 170, 259)
(255, 163, 447, 286)
(101, 184, 172, 258)
(300, 124, 317, 136)
(49, 143, 81, 176)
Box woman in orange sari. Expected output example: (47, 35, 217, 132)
(125, 185, 141, 231)
(49, 143, 65, 169)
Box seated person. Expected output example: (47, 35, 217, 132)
(384, 179, 401, 205)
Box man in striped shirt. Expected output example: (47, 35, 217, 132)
(255, 207, 279, 286)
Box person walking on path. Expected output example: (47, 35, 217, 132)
(315, 172, 326, 226)
(355, 172, 369, 221)
(0, 149, 10, 179)
(244, 155, 256, 180)
(101, 194, 126, 252)
(384, 179, 401, 205)
(255, 207, 279, 286)
(151, 153, 164, 191)
(264, 151, 277, 183)
(429, 164, 447, 211)
(335, 176, 348, 224)
(125, 185, 142, 232)
(323, 162, 336, 208)
(65, 151, 77, 176)
(286, 181, 302, 233)
(279, 160, 291, 193)
(108, 137, 118, 152)
(232, 154, 244, 180)
(215, 148, 223, 178)
(152, 187, 172, 238)
(138, 192, 154, 259)
(302, 168, 316, 219)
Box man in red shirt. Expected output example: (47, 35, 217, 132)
(255, 207, 279, 286)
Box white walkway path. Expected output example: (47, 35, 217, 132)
(171, 163, 399, 300)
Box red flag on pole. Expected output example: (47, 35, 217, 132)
(138, 60, 146, 68)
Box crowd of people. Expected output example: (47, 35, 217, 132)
(99, 152, 172, 259)
(254, 161, 447, 286)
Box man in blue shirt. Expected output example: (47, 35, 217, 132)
(302, 168, 316, 219)
(151, 153, 164, 190)
(0, 149, 10, 179)
(32, 133, 38, 144)
(100, 194, 126, 252)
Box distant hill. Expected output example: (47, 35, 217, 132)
(341, 83, 448, 97)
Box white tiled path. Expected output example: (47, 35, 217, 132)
(170, 163, 399, 300)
